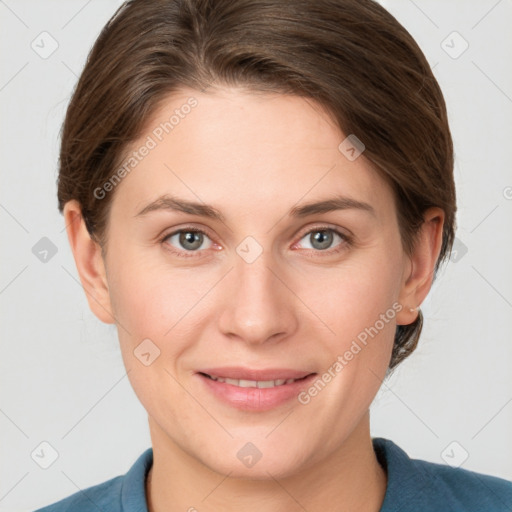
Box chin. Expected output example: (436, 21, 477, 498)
(196, 437, 314, 480)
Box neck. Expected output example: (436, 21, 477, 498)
(146, 412, 387, 512)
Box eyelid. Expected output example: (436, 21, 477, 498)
(160, 224, 215, 242)
(295, 222, 352, 242)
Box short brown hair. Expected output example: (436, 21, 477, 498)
(57, 0, 456, 371)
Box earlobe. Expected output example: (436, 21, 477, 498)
(396, 207, 445, 326)
(63, 200, 115, 324)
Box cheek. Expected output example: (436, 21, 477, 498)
(290, 252, 401, 420)
(106, 254, 213, 350)
(294, 246, 403, 391)
(300, 250, 402, 338)
(105, 256, 213, 406)
(109, 251, 212, 324)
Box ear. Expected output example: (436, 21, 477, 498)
(396, 207, 445, 326)
(63, 200, 115, 324)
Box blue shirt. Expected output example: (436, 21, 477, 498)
(34, 437, 512, 511)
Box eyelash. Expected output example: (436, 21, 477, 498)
(160, 225, 352, 259)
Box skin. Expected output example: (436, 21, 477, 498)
(64, 87, 444, 512)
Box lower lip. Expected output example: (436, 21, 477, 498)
(196, 373, 317, 411)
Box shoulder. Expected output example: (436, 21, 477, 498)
(412, 455, 512, 510)
(33, 476, 124, 512)
(373, 437, 512, 512)
(32, 448, 153, 512)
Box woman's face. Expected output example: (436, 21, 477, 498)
(88, 87, 419, 477)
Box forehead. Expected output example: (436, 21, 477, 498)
(109, 87, 393, 219)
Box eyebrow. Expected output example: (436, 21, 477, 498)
(135, 194, 375, 220)
(135, 195, 226, 221)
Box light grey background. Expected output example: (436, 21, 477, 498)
(1, 1, 511, 510)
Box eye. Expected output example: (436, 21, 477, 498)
(162, 228, 214, 255)
(161, 225, 350, 258)
(295, 227, 350, 253)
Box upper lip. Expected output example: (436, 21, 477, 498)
(197, 367, 315, 381)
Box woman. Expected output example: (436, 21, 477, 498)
(35, 0, 512, 510)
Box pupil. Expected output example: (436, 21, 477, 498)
(312, 230, 332, 250)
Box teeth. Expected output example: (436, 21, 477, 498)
(207, 375, 299, 388)
(257, 380, 275, 388)
(239, 379, 257, 387)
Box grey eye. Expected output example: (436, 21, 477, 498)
(166, 230, 212, 251)
(299, 229, 344, 251)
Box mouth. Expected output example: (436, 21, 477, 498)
(198, 372, 312, 388)
(195, 367, 317, 411)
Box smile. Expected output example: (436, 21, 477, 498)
(201, 373, 308, 388)
(196, 370, 317, 411)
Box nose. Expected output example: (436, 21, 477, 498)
(217, 250, 299, 346)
